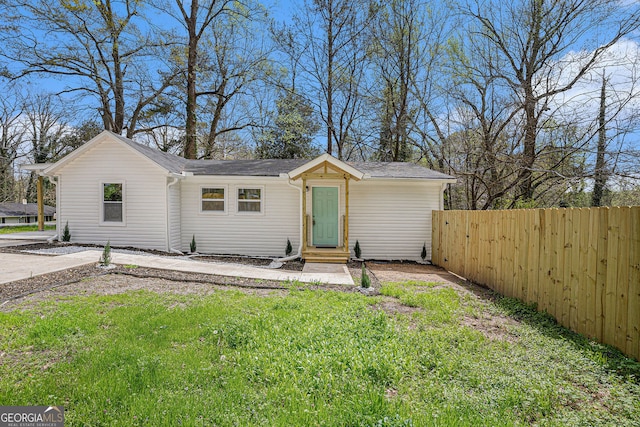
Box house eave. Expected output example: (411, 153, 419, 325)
(20, 163, 54, 174)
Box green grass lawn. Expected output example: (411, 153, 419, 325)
(1, 281, 639, 426)
(0, 224, 56, 234)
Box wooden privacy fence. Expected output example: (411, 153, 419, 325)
(432, 207, 640, 361)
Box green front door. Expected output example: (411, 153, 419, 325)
(312, 187, 339, 247)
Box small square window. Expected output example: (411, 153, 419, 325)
(202, 187, 225, 212)
(238, 188, 262, 213)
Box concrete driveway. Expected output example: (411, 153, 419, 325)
(0, 230, 56, 248)
(0, 252, 94, 284)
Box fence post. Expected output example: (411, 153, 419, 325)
(596, 207, 609, 343)
(628, 206, 640, 360)
(604, 207, 620, 348)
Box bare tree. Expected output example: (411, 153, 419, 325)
(0, 0, 177, 137)
(370, 0, 422, 162)
(404, 1, 454, 169)
(164, 0, 233, 158)
(198, 4, 272, 159)
(0, 89, 24, 202)
(294, 0, 377, 159)
(22, 94, 68, 203)
(465, 0, 640, 202)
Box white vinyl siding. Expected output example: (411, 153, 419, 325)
(55, 137, 169, 250)
(348, 179, 441, 261)
(181, 177, 299, 256)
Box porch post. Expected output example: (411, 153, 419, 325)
(37, 175, 44, 231)
(302, 176, 307, 251)
(344, 175, 349, 251)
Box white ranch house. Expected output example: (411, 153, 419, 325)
(0, 203, 55, 225)
(27, 131, 455, 263)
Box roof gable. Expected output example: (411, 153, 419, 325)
(286, 154, 366, 181)
(44, 130, 185, 175)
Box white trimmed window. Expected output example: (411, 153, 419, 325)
(237, 188, 262, 213)
(102, 182, 124, 223)
(201, 187, 225, 212)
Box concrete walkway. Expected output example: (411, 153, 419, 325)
(0, 252, 98, 284)
(0, 230, 56, 248)
(0, 230, 56, 240)
(0, 250, 354, 286)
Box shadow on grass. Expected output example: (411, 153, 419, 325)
(419, 265, 640, 380)
(490, 291, 640, 380)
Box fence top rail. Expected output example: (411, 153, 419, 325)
(434, 206, 638, 214)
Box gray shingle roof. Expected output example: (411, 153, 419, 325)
(110, 132, 187, 174)
(112, 133, 455, 180)
(184, 159, 454, 179)
(348, 162, 455, 179)
(185, 159, 308, 176)
(0, 203, 56, 218)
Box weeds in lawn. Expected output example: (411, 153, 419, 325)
(0, 282, 638, 426)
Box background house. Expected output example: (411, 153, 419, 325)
(0, 202, 55, 225)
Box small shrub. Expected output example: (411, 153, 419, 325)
(421, 242, 427, 261)
(62, 221, 71, 242)
(100, 240, 112, 266)
(190, 234, 197, 253)
(354, 240, 361, 259)
(285, 238, 293, 256)
(361, 264, 371, 288)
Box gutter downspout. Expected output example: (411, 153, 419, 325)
(276, 178, 303, 262)
(48, 176, 59, 243)
(166, 175, 182, 254)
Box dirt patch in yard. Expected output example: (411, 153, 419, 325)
(461, 314, 521, 342)
(368, 262, 497, 300)
(368, 262, 464, 286)
(367, 262, 521, 341)
(17, 275, 288, 307)
(0, 260, 362, 311)
(1, 269, 291, 311)
(369, 296, 423, 316)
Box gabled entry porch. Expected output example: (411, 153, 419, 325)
(286, 154, 365, 263)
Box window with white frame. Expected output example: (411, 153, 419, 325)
(237, 188, 262, 212)
(201, 187, 225, 212)
(102, 183, 124, 223)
